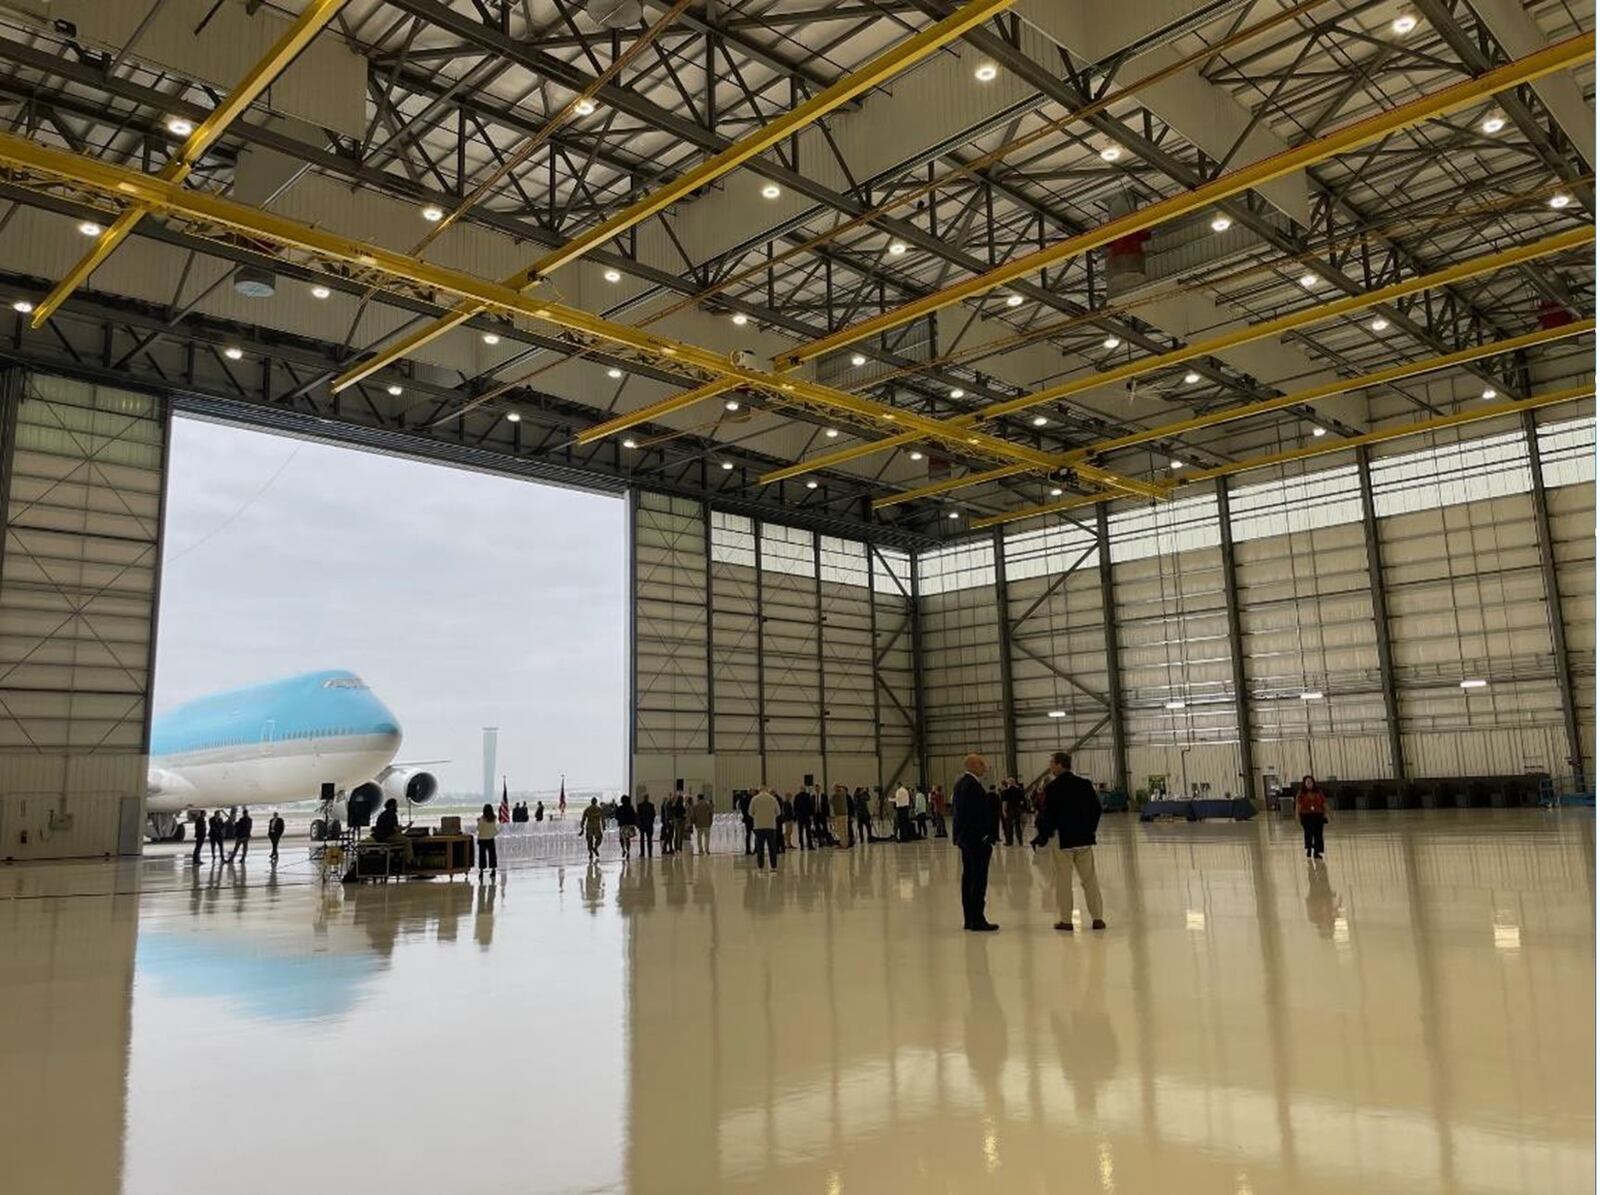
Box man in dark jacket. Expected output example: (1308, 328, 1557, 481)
(792, 787, 814, 850)
(207, 811, 225, 862)
(951, 754, 999, 932)
(228, 808, 253, 863)
(1000, 778, 1027, 845)
(192, 811, 206, 865)
(1032, 752, 1106, 932)
(637, 795, 656, 858)
(267, 811, 286, 862)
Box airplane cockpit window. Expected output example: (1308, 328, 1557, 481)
(321, 677, 369, 690)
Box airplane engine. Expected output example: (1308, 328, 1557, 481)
(346, 781, 383, 827)
(381, 768, 438, 806)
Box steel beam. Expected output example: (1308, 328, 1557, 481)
(814, 531, 828, 792)
(703, 501, 716, 757)
(1215, 478, 1257, 802)
(1356, 445, 1406, 786)
(31, 0, 349, 327)
(775, 34, 1595, 368)
(880, 316, 1596, 509)
(1522, 410, 1587, 791)
(909, 553, 929, 786)
(992, 528, 1019, 780)
(329, 0, 1019, 392)
(1096, 506, 1130, 799)
(754, 523, 767, 785)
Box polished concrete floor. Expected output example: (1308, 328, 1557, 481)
(1, 811, 1592, 1194)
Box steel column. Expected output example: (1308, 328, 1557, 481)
(1522, 411, 1587, 791)
(754, 521, 767, 785)
(1356, 447, 1406, 785)
(814, 531, 828, 793)
(1215, 478, 1257, 801)
(909, 552, 929, 786)
(140, 390, 173, 758)
(992, 527, 1019, 781)
(868, 551, 884, 798)
(626, 486, 640, 797)
(1095, 506, 1129, 798)
(703, 501, 715, 757)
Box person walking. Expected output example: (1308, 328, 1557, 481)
(227, 808, 253, 863)
(636, 795, 656, 859)
(192, 812, 206, 865)
(1033, 752, 1106, 932)
(749, 787, 781, 872)
(267, 811, 285, 863)
(953, 755, 999, 931)
(477, 803, 500, 876)
(692, 793, 714, 854)
(1296, 774, 1329, 859)
(580, 797, 604, 859)
(1000, 778, 1027, 845)
(616, 794, 638, 861)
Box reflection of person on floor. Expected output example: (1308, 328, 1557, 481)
(267, 811, 285, 862)
(1034, 751, 1106, 932)
(1305, 859, 1340, 937)
(227, 808, 252, 863)
(474, 876, 497, 949)
(963, 937, 1008, 1109)
(580, 860, 603, 908)
(372, 798, 415, 867)
(580, 798, 604, 859)
(1049, 941, 1119, 1116)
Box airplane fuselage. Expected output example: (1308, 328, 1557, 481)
(148, 670, 403, 813)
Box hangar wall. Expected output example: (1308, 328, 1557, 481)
(631, 492, 916, 802)
(0, 370, 167, 860)
(632, 406, 1594, 805)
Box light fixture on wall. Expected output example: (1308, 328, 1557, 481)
(1460, 678, 1488, 689)
(1046, 710, 1066, 718)
(1164, 700, 1187, 710)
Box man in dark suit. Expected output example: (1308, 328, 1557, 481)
(952, 753, 999, 931)
(1032, 751, 1106, 932)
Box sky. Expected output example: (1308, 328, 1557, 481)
(154, 417, 628, 795)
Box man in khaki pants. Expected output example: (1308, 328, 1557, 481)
(1032, 751, 1106, 932)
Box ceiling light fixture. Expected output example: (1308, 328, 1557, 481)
(482, 332, 501, 345)
(1482, 387, 1498, 400)
(574, 98, 597, 116)
(77, 220, 102, 237)
(1312, 427, 1327, 437)
(731, 313, 749, 326)
(724, 399, 740, 411)
(223, 346, 243, 360)
(1102, 334, 1120, 349)
(1049, 487, 1063, 497)
(1184, 370, 1201, 384)
(761, 183, 781, 200)
(10, 299, 32, 314)
(506, 412, 521, 423)
(1369, 316, 1389, 332)
(949, 388, 965, 399)
(974, 62, 998, 82)
(825, 428, 840, 438)
(1391, 13, 1418, 34)
(851, 353, 867, 366)
(1299, 272, 1318, 288)
(806, 480, 818, 490)
(948, 510, 960, 520)
(386, 384, 403, 396)
(888, 240, 907, 257)
(1005, 293, 1024, 308)
(165, 115, 194, 137)
(1481, 113, 1506, 134)
(909, 450, 924, 461)
(721, 460, 735, 471)
(420, 204, 444, 222)
(1210, 213, 1232, 232)
(310, 284, 331, 299)
(1032, 415, 1048, 427)
(1170, 459, 1184, 469)
(1549, 192, 1573, 209)
(602, 268, 621, 283)
(1099, 145, 1122, 162)
(608, 367, 623, 379)
(622, 438, 637, 449)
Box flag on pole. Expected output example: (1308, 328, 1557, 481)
(499, 778, 510, 824)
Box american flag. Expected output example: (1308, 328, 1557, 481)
(498, 778, 510, 824)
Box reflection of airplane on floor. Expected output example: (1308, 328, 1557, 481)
(145, 669, 439, 842)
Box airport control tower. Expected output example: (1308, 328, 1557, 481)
(482, 727, 498, 806)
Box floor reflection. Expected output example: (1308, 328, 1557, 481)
(0, 811, 1591, 1193)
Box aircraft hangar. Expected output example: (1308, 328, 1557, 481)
(0, 2, 1594, 1193)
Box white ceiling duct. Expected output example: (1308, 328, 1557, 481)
(584, 0, 644, 29)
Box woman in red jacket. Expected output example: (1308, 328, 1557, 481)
(1295, 775, 1329, 859)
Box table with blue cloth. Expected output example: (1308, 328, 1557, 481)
(1139, 797, 1256, 822)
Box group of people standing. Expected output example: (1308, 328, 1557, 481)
(191, 807, 286, 866)
(507, 801, 546, 823)
(594, 793, 715, 861)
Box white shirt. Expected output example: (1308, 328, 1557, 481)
(477, 816, 498, 840)
(894, 785, 911, 808)
(915, 791, 927, 814)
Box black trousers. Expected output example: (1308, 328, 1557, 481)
(895, 806, 912, 842)
(640, 825, 654, 856)
(1301, 814, 1326, 856)
(193, 835, 204, 864)
(229, 836, 249, 861)
(269, 833, 282, 860)
(753, 828, 778, 869)
(742, 818, 753, 854)
(959, 840, 992, 927)
(478, 839, 498, 871)
(797, 819, 813, 850)
(1002, 809, 1022, 845)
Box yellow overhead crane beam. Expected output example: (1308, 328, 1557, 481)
(328, 0, 1020, 395)
(30, 0, 348, 328)
(766, 226, 1595, 486)
(775, 32, 1596, 370)
(0, 128, 1171, 497)
(876, 318, 1595, 507)
(969, 384, 1595, 530)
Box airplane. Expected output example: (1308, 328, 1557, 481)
(145, 668, 439, 842)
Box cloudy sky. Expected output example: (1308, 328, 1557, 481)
(154, 417, 628, 794)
